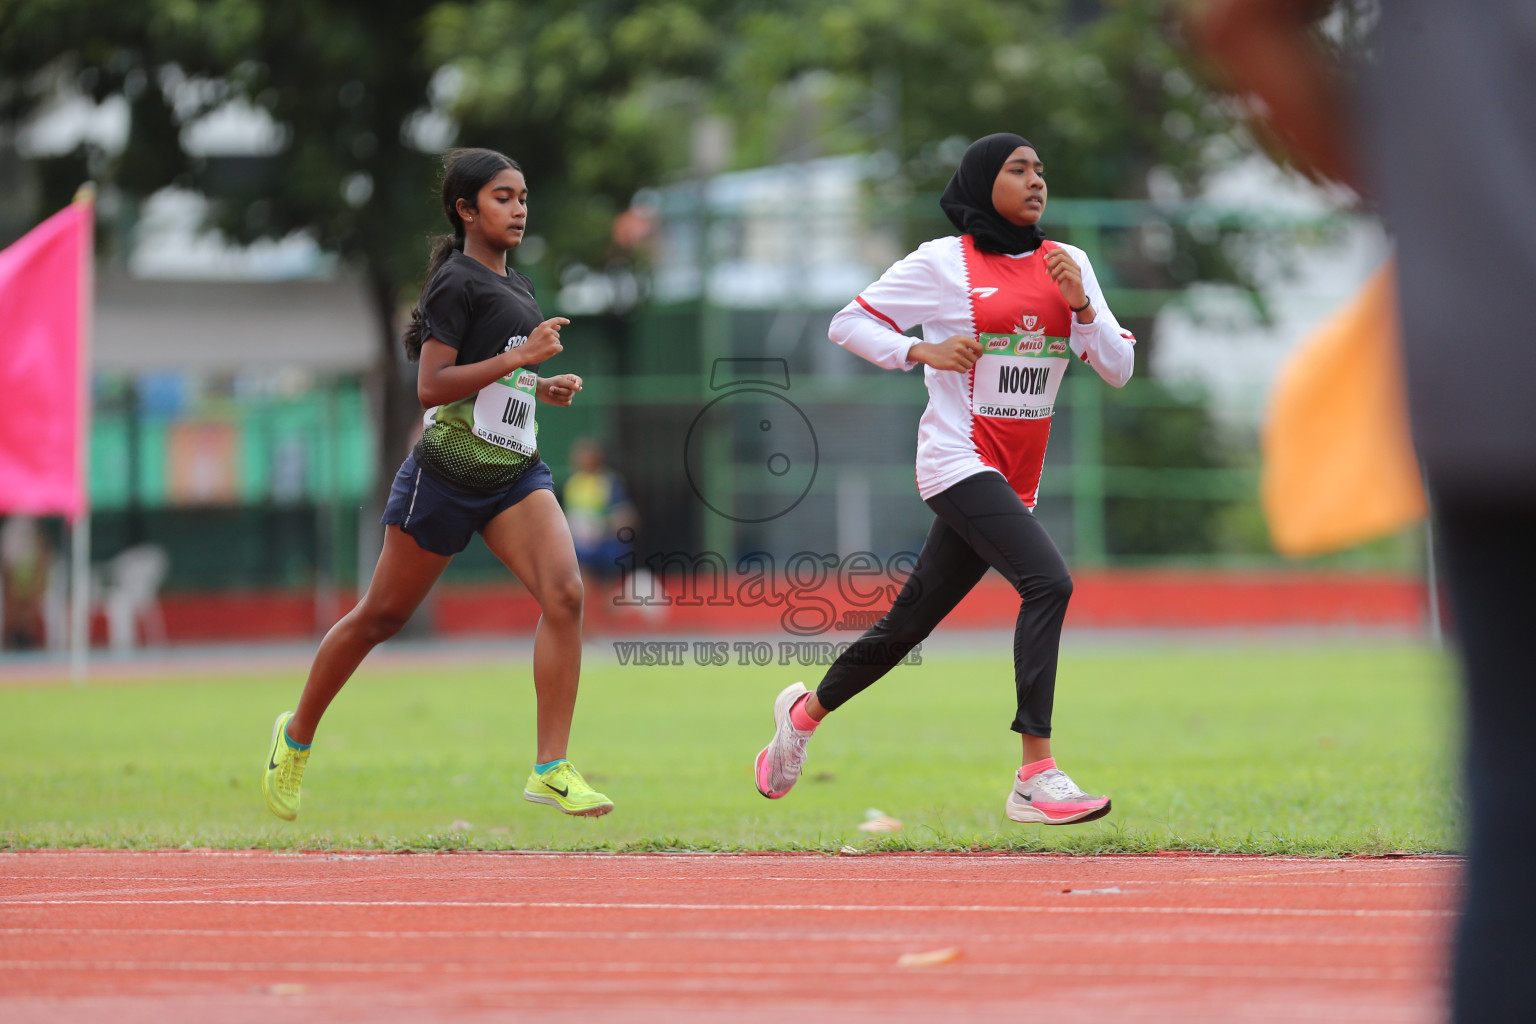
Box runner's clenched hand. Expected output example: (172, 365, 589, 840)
(910, 335, 985, 372)
(1044, 249, 1091, 316)
(508, 317, 569, 369)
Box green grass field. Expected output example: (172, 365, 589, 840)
(0, 641, 1458, 854)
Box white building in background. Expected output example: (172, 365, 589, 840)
(126, 188, 332, 282)
(606, 154, 900, 311)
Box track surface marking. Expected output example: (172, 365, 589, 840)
(0, 851, 1455, 1023)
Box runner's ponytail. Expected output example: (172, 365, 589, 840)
(402, 148, 520, 361)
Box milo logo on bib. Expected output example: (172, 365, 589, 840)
(472, 369, 539, 455)
(978, 332, 1061, 359)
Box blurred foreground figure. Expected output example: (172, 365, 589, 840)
(1194, 2, 1536, 1020)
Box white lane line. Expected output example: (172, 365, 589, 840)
(0, 878, 357, 901)
(0, 899, 1453, 917)
(0, 873, 1459, 889)
(0, 851, 1459, 865)
(0, 926, 1441, 946)
(0, 958, 1434, 983)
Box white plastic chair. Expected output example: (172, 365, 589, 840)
(101, 545, 169, 651)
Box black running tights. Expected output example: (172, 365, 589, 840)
(815, 470, 1072, 736)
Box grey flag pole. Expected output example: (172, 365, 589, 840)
(69, 514, 89, 682)
(69, 184, 95, 684)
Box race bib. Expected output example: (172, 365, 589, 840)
(971, 332, 1069, 420)
(472, 369, 538, 455)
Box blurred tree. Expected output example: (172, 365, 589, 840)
(718, 0, 1229, 194)
(0, 0, 449, 499)
(423, 0, 730, 281)
(430, 0, 1249, 335)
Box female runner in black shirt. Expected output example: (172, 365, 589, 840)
(261, 149, 613, 820)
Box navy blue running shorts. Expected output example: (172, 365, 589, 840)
(381, 452, 555, 556)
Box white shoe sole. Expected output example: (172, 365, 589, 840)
(523, 791, 614, 817)
(1005, 794, 1112, 825)
(755, 681, 808, 799)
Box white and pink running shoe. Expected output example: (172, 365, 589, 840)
(755, 682, 814, 799)
(1005, 758, 1111, 825)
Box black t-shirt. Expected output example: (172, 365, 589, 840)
(421, 251, 544, 369)
(412, 251, 547, 494)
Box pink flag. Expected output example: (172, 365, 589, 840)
(0, 200, 92, 521)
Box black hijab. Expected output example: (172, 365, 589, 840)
(939, 133, 1045, 255)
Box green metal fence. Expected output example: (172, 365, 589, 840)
(72, 197, 1421, 590)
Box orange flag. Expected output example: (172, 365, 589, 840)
(1261, 261, 1427, 557)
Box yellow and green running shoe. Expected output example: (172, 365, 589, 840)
(262, 711, 309, 821)
(523, 760, 613, 817)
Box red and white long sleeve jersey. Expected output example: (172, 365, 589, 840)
(831, 234, 1135, 506)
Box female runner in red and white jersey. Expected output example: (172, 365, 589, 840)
(754, 133, 1135, 825)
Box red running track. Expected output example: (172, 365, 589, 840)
(0, 851, 1455, 1023)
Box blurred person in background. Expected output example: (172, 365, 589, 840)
(562, 437, 638, 629)
(754, 134, 1136, 826)
(1193, 2, 1536, 1020)
(0, 515, 51, 650)
(262, 148, 614, 823)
